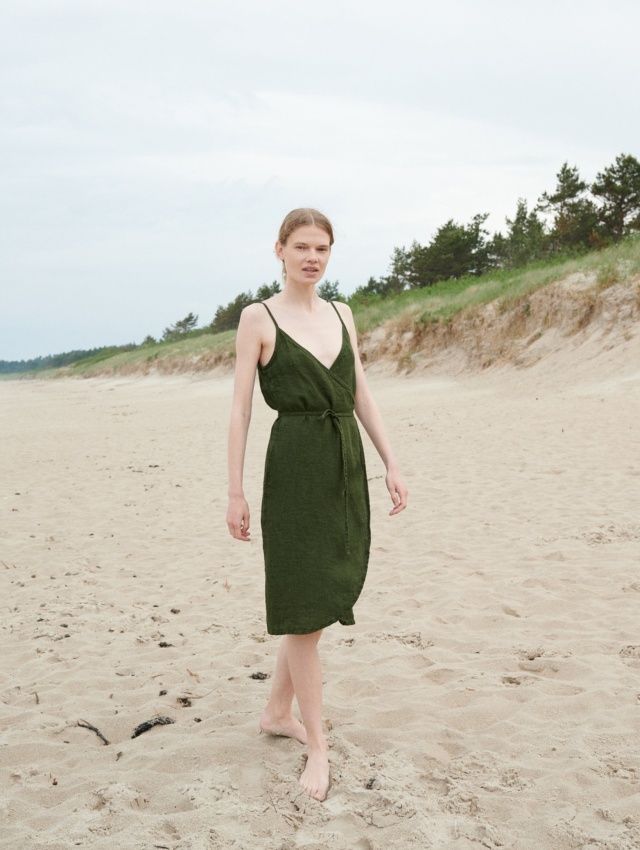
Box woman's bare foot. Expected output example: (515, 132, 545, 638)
(259, 709, 307, 745)
(299, 747, 330, 802)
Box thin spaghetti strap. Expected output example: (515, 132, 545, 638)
(261, 301, 279, 328)
(329, 300, 348, 331)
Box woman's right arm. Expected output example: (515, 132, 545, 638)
(226, 305, 265, 541)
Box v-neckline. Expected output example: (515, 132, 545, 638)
(277, 324, 346, 372)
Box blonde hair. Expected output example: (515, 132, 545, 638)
(278, 208, 334, 246)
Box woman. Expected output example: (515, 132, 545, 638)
(227, 208, 407, 802)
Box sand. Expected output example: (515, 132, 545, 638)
(2, 339, 640, 849)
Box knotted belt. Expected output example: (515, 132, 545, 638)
(277, 409, 353, 554)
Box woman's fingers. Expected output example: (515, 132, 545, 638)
(237, 519, 251, 540)
(229, 523, 251, 541)
(387, 479, 408, 515)
(240, 516, 251, 539)
(227, 508, 251, 540)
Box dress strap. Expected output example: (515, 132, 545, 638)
(329, 300, 348, 331)
(261, 301, 279, 328)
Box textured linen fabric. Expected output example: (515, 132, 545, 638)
(258, 301, 371, 635)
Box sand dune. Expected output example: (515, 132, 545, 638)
(1, 334, 640, 848)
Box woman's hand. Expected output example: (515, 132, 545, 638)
(386, 469, 408, 516)
(227, 495, 251, 541)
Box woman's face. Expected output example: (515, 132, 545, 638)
(276, 225, 332, 287)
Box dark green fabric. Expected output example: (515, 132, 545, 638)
(258, 302, 371, 635)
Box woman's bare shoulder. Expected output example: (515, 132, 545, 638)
(242, 301, 269, 319)
(239, 301, 272, 329)
(332, 300, 356, 328)
(235, 302, 273, 351)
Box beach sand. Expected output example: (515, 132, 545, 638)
(2, 338, 640, 849)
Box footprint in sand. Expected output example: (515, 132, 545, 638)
(619, 645, 640, 666)
(502, 675, 535, 687)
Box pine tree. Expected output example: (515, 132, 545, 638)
(591, 153, 640, 241)
(412, 214, 491, 286)
(538, 163, 598, 251)
(162, 312, 199, 341)
(255, 281, 281, 301)
(209, 292, 254, 332)
(317, 280, 345, 301)
(492, 199, 547, 268)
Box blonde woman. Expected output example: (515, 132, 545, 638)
(227, 208, 407, 801)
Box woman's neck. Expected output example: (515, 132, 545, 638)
(277, 282, 324, 312)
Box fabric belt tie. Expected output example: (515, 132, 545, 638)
(278, 409, 352, 554)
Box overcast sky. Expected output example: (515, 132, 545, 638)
(2, 0, 639, 361)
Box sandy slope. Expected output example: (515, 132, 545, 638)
(1, 334, 640, 849)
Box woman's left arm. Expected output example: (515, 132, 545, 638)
(337, 303, 408, 516)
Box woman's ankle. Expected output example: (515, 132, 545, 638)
(306, 734, 328, 754)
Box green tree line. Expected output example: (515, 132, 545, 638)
(3, 152, 638, 373)
(0, 344, 136, 375)
(352, 153, 640, 301)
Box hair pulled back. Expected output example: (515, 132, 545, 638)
(278, 208, 334, 246)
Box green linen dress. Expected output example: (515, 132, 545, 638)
(258, 301, 371, 635)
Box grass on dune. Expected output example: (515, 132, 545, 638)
(351, 235, 640, 335)
(67, 330, 237, 376)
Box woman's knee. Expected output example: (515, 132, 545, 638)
(288, 629, 323, 645)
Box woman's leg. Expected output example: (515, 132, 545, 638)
(260, 630, 330, 801)
(259, 635, 307, 744)
(285, 630, 330, 801)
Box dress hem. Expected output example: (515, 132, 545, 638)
(266, 612, 356, 636)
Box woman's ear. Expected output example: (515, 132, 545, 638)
(275, 241, 284, 260)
